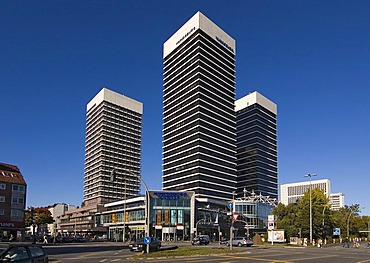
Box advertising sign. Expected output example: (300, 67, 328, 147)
(268, 230, 285, 243)
(333, 228, 341, 236)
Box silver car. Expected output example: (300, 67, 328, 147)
(226, 237, 253, 247)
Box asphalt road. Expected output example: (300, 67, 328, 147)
(44, 241, 370, 263)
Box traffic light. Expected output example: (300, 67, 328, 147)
(227, 215, 232, 227)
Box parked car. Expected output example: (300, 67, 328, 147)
(226, 237, 253, 247)
(191, 236, 209, 245)
(129, 238, 161, 252)
(196, 235, 211, 244)
(0, 243, 48, 262)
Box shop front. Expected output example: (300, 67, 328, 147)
(149, 191, 195, 241)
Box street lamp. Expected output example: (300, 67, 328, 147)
(128, 171, 150, 253)
(322, 204, 329, 239)
(346, 209, 354, 237)
(229, 191, 236, 251)
(195, 218, 206, 237)
(304, 173, 317, 245)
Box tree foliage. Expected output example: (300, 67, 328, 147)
(272, 187, 364, 241)
(272, 203, 299, 238)
(24, 207, 54, 227)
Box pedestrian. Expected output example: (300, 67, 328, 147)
(317, 239, 323, 248)
(343, 237, 350, 248)
(353, 238, 360, 248)
(43, 235, 48, 244)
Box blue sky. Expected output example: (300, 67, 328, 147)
(1, 1, 369, 214)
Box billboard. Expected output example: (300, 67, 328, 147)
(268, 230, 285, 243)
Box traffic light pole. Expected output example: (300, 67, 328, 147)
(229, 220, 233, 250)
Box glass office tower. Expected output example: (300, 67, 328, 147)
(162, 12, 237, 200)
(235, 92, 278, 199)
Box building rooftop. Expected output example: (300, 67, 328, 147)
(0, 163, 26, 185)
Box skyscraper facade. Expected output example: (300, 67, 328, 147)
(162, 12, 237, 201)
(235, 92, 278, 199)
(84, 88, 143, 206)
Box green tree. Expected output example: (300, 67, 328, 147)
(359, 216, 370, 239)
(273, 203, 299, 240)
(24, 207, 53, 235)
(296, 187, 330, 241)
(34, 207, 54, 226)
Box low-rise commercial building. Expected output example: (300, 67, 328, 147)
(0, 163, 27, 240)
(48, 203, 76, 237)
(58, 204, 107, 238)
(96, 191, 196, 242)
(232, 189, 277, 236)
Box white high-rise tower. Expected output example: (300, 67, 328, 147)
(162, 12, 237, 201)
(84, 88, 143, 206)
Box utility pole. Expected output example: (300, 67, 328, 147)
(30, 207, 36, 244)
(304, 173, 317, 244)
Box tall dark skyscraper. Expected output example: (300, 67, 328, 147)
(235, 91, 278, 199)
(84, 88, 143, 206)
(162, 12, 237, 201)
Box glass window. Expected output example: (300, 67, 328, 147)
(4, 246, 29, 261)
(11, 209, 24, 219)
(29, 246, 45, 257)
(12, 184, 25, 193)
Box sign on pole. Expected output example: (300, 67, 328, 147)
(233, 214, 238, 221)
(333, 228, 340, 236)
(144, 236, 151, 245)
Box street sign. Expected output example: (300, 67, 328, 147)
(333, 228, 340, 236)
(227, 203, 233, 210)
(144, 236, 151, 245)
(232, 214, 238, 221)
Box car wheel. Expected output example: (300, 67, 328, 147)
(227, 243, 230, 247)
(238, 242, 242, 247)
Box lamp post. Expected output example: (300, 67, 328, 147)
(229, 191, 236, 251)
(322, 204, 329, 239)
(195, 218, 206, 237)
(128, 171, 150, 253)
(304, 173, 317, 245)
(346, 209, 354, 237)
